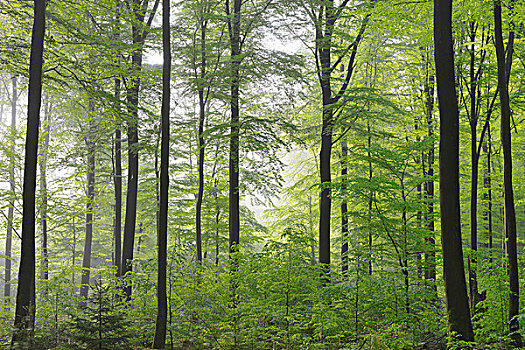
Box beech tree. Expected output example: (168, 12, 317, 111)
(434, 0, 474, 341)
(1, 0, 525, 348)
(308, 0, 374, 282)
(121, 0, 159, 298)
(152, 0, 171, 345)
(4, 76, 17, 301)
(494, 0, 521, 345)
(11, 0, 45, 344)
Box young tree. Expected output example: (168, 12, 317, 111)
(39, 96, 51, 283)
(11, 0, 46, 344)
(434, 0, 474, 341)
(4, 75, 17, 300)
(152, 0, 171, 346)
(493, 0, 521, 345)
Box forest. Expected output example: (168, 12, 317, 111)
(0, 0, 524, 348)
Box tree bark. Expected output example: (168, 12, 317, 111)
(315, 0, 373, 284)
(196, 11, 208, 264)
(483, 124, 493, 263)
(494, 0, 521, 345)
(80, 100, 96, 300)
(113, 0, 122, 278)
(153, 0, 170, 345)
(434, 0, 474, 341)
(227, 0, 241, 257)
(12, 0, 45, 344)
(367, 122, 373, 276)
(424, 74, 436, 288)
(317, 0, 335, 283)
(39, 97, 51, 283)
(121, 0, 159, 298)
(4, 76, 17, 300)
(341, 138, 348, 278)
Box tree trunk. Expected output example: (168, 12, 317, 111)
(12, 0, 45, 344)
(121, 0, 159, 298)
(113, 0, 122, 278)
(80, 100, 96, 300)
(227, 0, 241, 257)
(215, 178, 220, 266)
(196, 15, 207, 264)
(39, 97, 51, 283)
(4, 75, 17, 300)
(316, 0, 373, 284)
(466, 21, 481, 311)
(318, 22, 333, 283)
(434, 0, 474, 341)
(483, 124, 493, 263)
(341, 138, 348, 279)
(153, 0, 170, 345)
(494, 0, 521, 345)
(367, 122, 373, 276)
(308, 195, 315, 266)
(424, 75, 436, 289)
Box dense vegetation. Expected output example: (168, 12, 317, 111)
(1, 0, 525, 348)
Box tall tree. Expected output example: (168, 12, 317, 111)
(80, 99, 96, 300)
(4, 75, 17, 300)
(312, 0, 373, 282)
(493, 0, 521, 345)
(39, 96, 51, 283)
(226, 0, 241, 257)
(11, 0, 46, 344)
(121, 0, 159, 298)
(423, 66, 436, 288)
(456, 22, 495, 311)
(434, 0, 474, 341)
(113, 0, 123, 278)
(195, 0, 220, 264)
(152, 0, 171, 345)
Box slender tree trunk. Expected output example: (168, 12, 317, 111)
(424, 75, 436, 289)
(214, 178, 220, 266)
(196, 15, 207, 264)
(39, 97, 51, 283)
(113, 0, 122, 278)
(402, 189, 409, 314)
(416, 181, 422, 279)
(114, 118, 122, 277)
(12, 0, 45, 344)
(309, 195, 315, 266)
(367, 122, 373, 276)
(483, 124, 493, 263)
(122, 0, 159, 298)
(467, 22, 481, 311)
(434, 0, 474, 341)
(341, 138, 348, 278)
(318, 23, 334, 283)
(227, 0, 241, 257)
(316, 1, 373, 283)
(122, 39, 141, 299)
(72, 216, 76, 286)
(4, 76, 17, 300)
(153, 0, 170, 345)
(469, 119, 480, 309)
(494, 0, 521, 345)
(80, 100, 96, 300)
